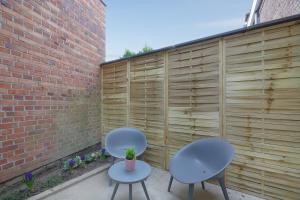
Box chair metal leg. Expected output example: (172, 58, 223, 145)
(201, 181, 205, 190)
(110, 183, 119, 200)
(129, 183, 132, 200)
(218, 177, 229, 200)
(168, 176, 173, 192)
(138, 153, 144, 160)
(109, 157, 116, 186)
(141, 181, 150, 200)
(188, 184, 194, 200)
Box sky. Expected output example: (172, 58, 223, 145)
(105, 0, 253, 61)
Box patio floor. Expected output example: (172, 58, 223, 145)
(38, 167, 263, 200)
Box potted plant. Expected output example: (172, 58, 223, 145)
(125, 148, 136, 171)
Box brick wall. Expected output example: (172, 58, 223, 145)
(0, 0, 105, 182)
(259, 0, 300, 22)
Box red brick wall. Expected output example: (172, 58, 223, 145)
(0, 0, 105, 182)
(259, 0, 300, 22)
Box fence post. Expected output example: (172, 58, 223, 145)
(127, 60, 131, 126)
(163, 51, 169, 169)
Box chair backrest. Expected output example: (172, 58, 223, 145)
(105, 127, 147, 158)
(177, 138, 235, 173)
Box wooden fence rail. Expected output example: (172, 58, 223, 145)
(101, 18, 300, 199)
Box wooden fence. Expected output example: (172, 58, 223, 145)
(101, 18, 300, 199)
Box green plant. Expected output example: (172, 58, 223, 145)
(138, 45, 153, 54)
(95, 151, 101, 159)
(74, 156, 82, 167)
(23, 172, 34, 192)
(63, 159, 76, 171)
(125, 148, 136, 160)
(80, 154, 86, 162)
(85, 152, 97, 163)
(62, 149, 109, 171)
(41, 176, 64, 188)
(121, 44, 153, 58)
(122, 49, 136, 58)
(1, 191, 28, 200)
(99, 148, 107, 160)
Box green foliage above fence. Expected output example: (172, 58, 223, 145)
(121, 45, 153, 58)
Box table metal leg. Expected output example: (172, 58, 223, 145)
(129, 183, 132, 200)
(188, 184, 194, 200)
(111, 183, 119, 200)
(141, 181, 150, 200)
(109, 157, 116, 186)
(201, 181, 205, 190)
(168, 176, 173, 192)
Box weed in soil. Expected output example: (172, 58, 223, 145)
(0, 190, 29, 200)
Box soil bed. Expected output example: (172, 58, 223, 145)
(0, 143, 110, 200)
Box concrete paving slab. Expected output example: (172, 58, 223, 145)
(34, 167, 264, 200)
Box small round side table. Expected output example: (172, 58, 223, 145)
(108, 160, 151, 200)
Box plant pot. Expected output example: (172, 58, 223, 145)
(125, 159, 135, 171)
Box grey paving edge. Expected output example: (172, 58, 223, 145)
(28, 163, 110, 200)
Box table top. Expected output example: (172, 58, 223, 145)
(108, 160, 151, 184)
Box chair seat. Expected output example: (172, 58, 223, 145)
(170, 156, 214, 184)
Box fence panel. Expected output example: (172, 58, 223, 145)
(129, 53, 166, 168)
(101, 19, 300, 199)
(101, 61, 128, 138)
(224, 22, 300, 199)
(167, 39, 221, 165)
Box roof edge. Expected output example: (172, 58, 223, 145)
(99, 0, 106, 7)
(102, 13, 300, 66)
